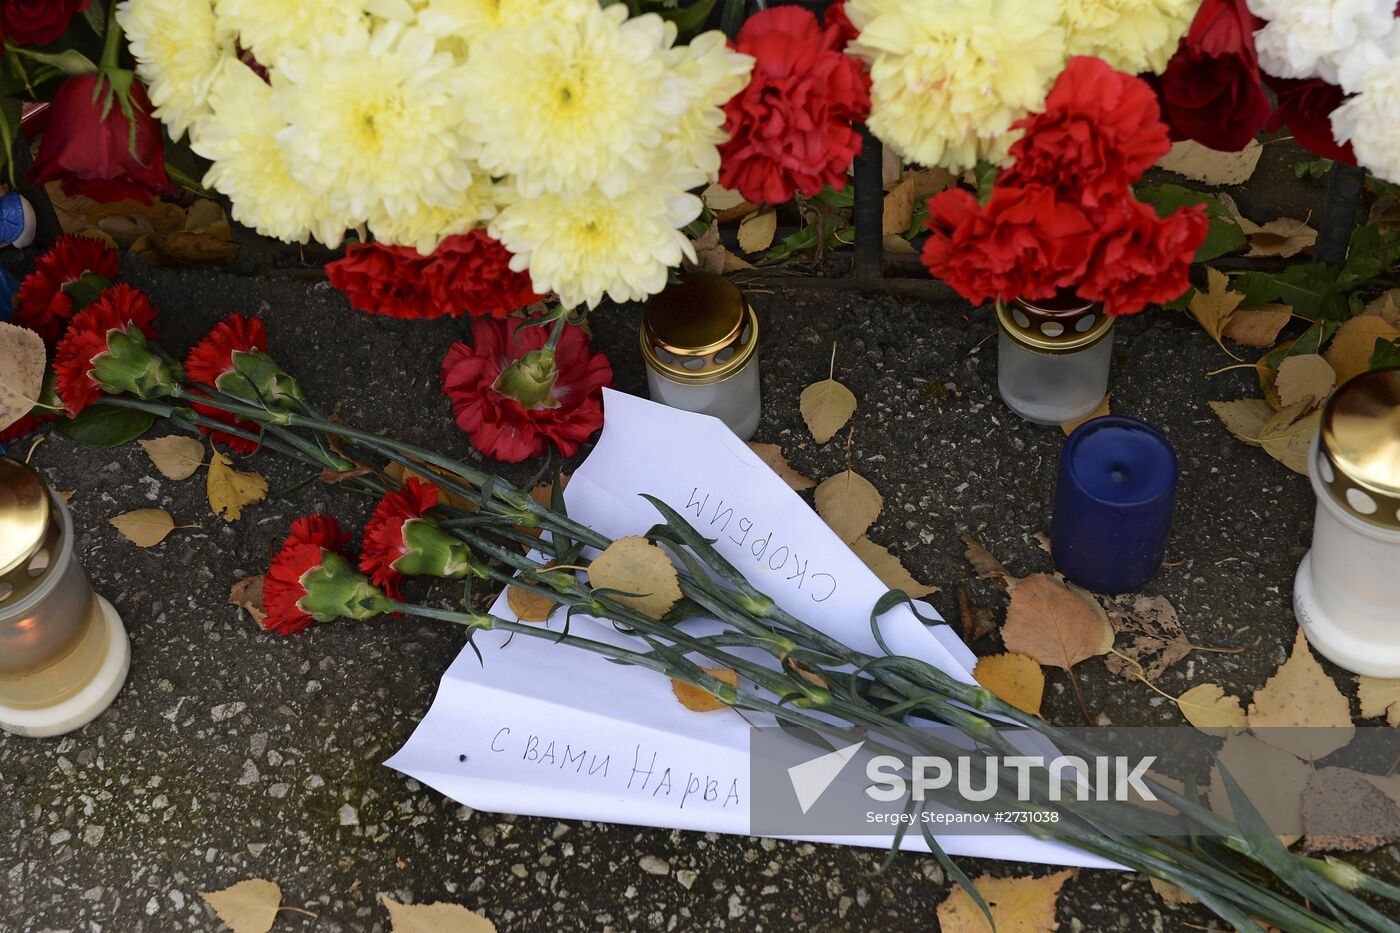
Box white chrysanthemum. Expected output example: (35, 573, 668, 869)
(1332, 59, 1400, 183)
(274, 22, 477, 222)
(191, 62, 352, 247)
(418, 0, 593, 54)
(117, 0, 236, 139)
(214, 0, 367, 65)
(367, 174, 500, 254)
(1249, 0, 1398, 91)
(848, 0, 1065, 171)
(661, 31, 754, 187)
(490, 175, 700, 310)
(463, 4, 690, 197)
(1061, 0, 1198, 75)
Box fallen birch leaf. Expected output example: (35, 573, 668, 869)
(746, 442, 815, 490)
(1104, 595, 1204, 682)
(207, 452, 268, 522)
(1274, 354, 1335, 410)
(1208, 733, 1308, 844)
(139, 435, 205, 481)
(1001, 574, 1111, 671)
(799, 379, 857, 444)
(380, 893, 496, 932)
(1189, 268, 1246, 358)
(1060, 394, 1109, 435)
(737, 207, 777, 254)
(1357, 675, 1400, 725)
(1176, 683, 1247, 732)
(587, 536, 682, 620)
(974, 653, 1044, 716)
(959, 531, 1012, 589)
(1246, 217, 1317, 259)
(0, 323, 46, 433)
(228, 575, 266, 624)
(883, 234, 917, 255)
(815, 470, 882, 543)
(1210, 398, 1274, 446)
(507, 581, 557, 623)
(936, 869, 1073, 933)
(58, 490, 75, 503)
(851, 536, 937, 598)
(883, 175, 917, 236)
(1248, 627, 1354, 760)
(200, 878, 282, 933)
(109, 509, 177, 547)
(1259, 403, 1320, 476)
(1325, 315, 1400, 386)
(1223, 304, 1292, 348)
(1158, 138, 1263, 186)
(671, 667, 738, 712)
(1149, 877, 1199, 907)
(1299, 767, 1400, 855)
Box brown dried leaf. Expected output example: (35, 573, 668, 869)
(0, 323, 45, 433)
(936, 869, 1073, 933)
(1210, 398, 1274, 447)
(1208, 733, 1307, 844)
(737, 207, 777, 254)
(814, 470, 882, 543)
(1149, 877, 1199, 908)
(883, 175, 917, 236)
(1189, 268, 1245, 358)
(1001, 574, 1111, 672)
(199, 878, 282, 933)
(109, 509, 177, 547)
(1248, 627, 1355, 760)
(1059, 393, 1109, 436)
(1158, 138, 1262, 185)
(1176, 683, 1247, 732)
(745, 442, 815, 490)
(138, 435, 205, 481)
(671, 667, 738, 712)
(974, 653, 1044, 716)
(1103, 595, 1219, 683)
(851, 536, 938, 598)
(379, 893, 496, 932)
(1274, 354, 1335, 410)
(228, 575, 266, 624)
(1325, 314, 1400, 385)
(1357, 675, 1400, 726)
(957, 586, 997, 645)
(799, 378, 857, 444)
(1246, 217, 1317, 259)
(507, 581, 558, 623)
(587, 536, 682, 620)
(1299, 767, 1400, 854)
(959, 530, 1013, 590)
(207, 452, 268, 522)
(1223, 304, 1293, 348)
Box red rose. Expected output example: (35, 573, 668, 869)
(0, 0, 90, 46)
(31, 75, 177, 205)
(921, 185, 1098, 307)
(1153, 0, 1272, 153)
(1003, 57, 1171, 207)
(15, 233, 119, 347)
(1078, 197, 1208, 317)
(326, 242, 434, 319)
(1265, 77, 1356, 165)
(440, 318, 612, 463)
(822, 1, 860, 48)
(424, 231, 542, 318)
(719, 6, 871, 205)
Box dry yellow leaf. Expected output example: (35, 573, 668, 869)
(737, 207, 777, 253)
(1357, 675, 1400, 726)
(960, 530, 1013, 589)
(384, 460, 478, 513)
(1208, 733, 1307, 844)
(58, 490, 75, 503)
(1158, 138, 1262, 185)
(507, 581, 558, 623)
(746, 442, 816, 491)
(0, 323, 45, 433)
(671, 667, 738, 712)
(882, 234, 917, 255)
(380, 893, 496, 933)
(701, 183, 749, 217)
(109, 509, 177, 547)
(1001, 574, 1111, 672)
(587, 536, 682, 620)
(139, 435, 206, 481)
(199, 878, 282, 933)
(1223, 304, 1292, 348)
(814, 469, 883, 543)
(1325, 315, 1400, 386)
(799, 378, 857, 444)
(1176, 683, 1247, 732)
(1246, 217, 1317, 259)
(1274, 354, 1335, 410)
(850, 536, 938, 598)
(935, 869, 1073, 933)
(1188, 268, 1246, 358)
(974, 653, 1045, 716)
(1149, 877, 1199, 907)
(1212, 398, 1318, 474)
(1247, 627, 1354, 760)
(1210, 398, 1274, 446)
(883, 175, 917, 236)
(207, 452, 268, 522)
(1060, 394, 1110, 436)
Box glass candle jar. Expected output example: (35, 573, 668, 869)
(641, 272, 761, 440)
(0, 456, 129, 737)
(1293, 369, 1400, 677)
(997, 295, 1113, 425)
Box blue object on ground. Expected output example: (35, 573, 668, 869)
(0, 266, 18, 323)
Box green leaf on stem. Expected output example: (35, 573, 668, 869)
(1371, 337, 1400, 370)
(1234, 264, 1349, 323)
(59, 403, 154, 447)
(657, 0, 717, 35)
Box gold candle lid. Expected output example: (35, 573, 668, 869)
(997, 293, 1113, 354)
(0, 456, 51, 577)
(1317, 368, 1400, 531)
(641, 272, 758, 386)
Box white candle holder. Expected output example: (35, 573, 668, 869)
(641, 272, 761, 440)
(996, 295, 1113, 425)
(1294, 369, 1400, 677)
(0, 457, 129, 737)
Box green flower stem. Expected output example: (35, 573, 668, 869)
(99, 1, 123, 71)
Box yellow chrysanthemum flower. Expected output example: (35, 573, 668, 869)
(662, 31, 755, 187)
(490, 175, 700, 310)
(214, 0, 366, 65)
(1061, 0, 1199, 75)
(367, 174, 499, 255)
(463, 4, 689, 197)
(191, 62, 352, 247)
(117, 0, 236, 140)
(274, 22, 478, 222)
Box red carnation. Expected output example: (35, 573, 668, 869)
(0, 0, 91, 45)
(184, 314, 269, 454)
(718, 5, 871, 205)
(53, 283, 159, 417)
(921, 185, 1098, 307)
(1265, 77, 1356, 165)
(423, 231, 542, 319)
(326, 241, 436, 319)
(262, 516, 353, 636)
(823, 1, 860, 48)
(32, 75, 177, 205)
(0, 413, 55, 444)
(1153, 0, 1272, 153)
(441, 318, 612, 463)
(1078, 198, 1209, 317)
(15, 234, 120, 347)
(361, 478, 437, 598)
(1003, 57, 1171, 207)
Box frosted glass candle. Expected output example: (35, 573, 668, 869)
(996, 296, 1113, 426)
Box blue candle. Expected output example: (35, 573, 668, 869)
(1051, 416, 1178, 595)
